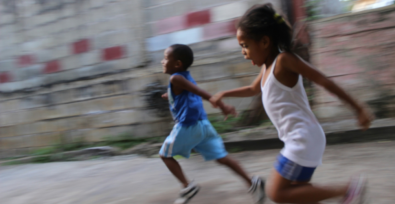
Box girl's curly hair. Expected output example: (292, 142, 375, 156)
(237, 3, 293, 52)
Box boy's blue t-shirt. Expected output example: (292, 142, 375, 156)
(168, 71, 207, 126)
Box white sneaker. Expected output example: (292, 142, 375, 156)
(248, 176, 266, 204)
(342, 175, 368, 204)
(174, 181, 200, 204)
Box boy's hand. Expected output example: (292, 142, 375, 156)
(357, 107, 374, 130)
(162, 93, 168, 100)
(220, 104, 237, 121)
(209, 92, 224, 108)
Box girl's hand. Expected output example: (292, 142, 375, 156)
(209, 92, 224, 108)
(357, 107, 374, 130)
(162, 93, 168, 100)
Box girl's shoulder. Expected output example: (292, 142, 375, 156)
(276, 52, 301, 70)
(277, 51, 295, 63)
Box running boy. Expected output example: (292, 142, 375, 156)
(210, 4, 373, 204)
(159, 44, 265, 204)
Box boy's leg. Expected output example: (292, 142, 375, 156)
(195, 121, 266, 203)
(217, 155, 266, 204)
(159, 123, 197, 188)
(194, 121, 255, 187)
(216, 156, 252, 187)
(266, 169, 347, 203)
(161, 156, 189, 188)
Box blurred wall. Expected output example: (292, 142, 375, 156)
(0, 0, 149, 158)
(0, 0, 146, 91)
(310, 5, 395, 121)
(0, 0, 284, 158)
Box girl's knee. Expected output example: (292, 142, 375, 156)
(268, 192, 287, 203)
(266, 189, 279, 203)
(265, 182, 287, 203)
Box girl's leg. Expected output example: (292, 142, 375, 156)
(266, 169, 348, 204)
(289, 182, 323, 204)
(216, 155, 252, 187)
(161, 156, 189, 188)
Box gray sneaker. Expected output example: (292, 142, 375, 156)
(248, 176, 266, 204)
(174, 181, 200, 204)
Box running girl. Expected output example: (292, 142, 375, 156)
(210, 4, 373, 204)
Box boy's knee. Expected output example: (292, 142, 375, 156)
(160, 155, 172, 160)
(216, 156, 229, 165)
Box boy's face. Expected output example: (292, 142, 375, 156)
(161, 48, 182, 74)
(237, 28, 270, 67)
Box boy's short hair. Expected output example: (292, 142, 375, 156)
(169, 44, 194, 70)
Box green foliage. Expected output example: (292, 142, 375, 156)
(2, 160, 24, 165)
(101, 133, 165, 150)
(304, 0, 322, 21)
(31, 146, 58, 156)
(105, 139, 143, 150)
(31, 155, 52, 163)
(209, 113, 271, 135)
(209, 115, 241, 134)
(260, 120, 273, 127)
(60, 142, 89, 152)
(228, 147, 243, 153)
(173, 155, 185, 160)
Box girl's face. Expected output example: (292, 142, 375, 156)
(236, 28, 270, 67)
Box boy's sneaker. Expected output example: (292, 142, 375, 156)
(174, 181, 200, 204)
(248, 176, 266, 204)
(342, 175, 368, 204)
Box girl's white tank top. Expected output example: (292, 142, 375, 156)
(261, 56, 326, 167)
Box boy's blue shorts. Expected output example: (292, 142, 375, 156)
(159, 119, 228, 161)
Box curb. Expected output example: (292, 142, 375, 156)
(0, 146, 119, 166)
(224, 126, 395, 152)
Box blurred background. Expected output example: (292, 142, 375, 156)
(0, 0, 395, 161)
(1, 1, 395, 204)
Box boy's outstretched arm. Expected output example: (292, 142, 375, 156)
(280, 52, 373, 130)
(170, 75, 236, 118)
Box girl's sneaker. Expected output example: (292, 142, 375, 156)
(342, 175, 367, 204)
(174, 181, 200, 204)
(248, 176, 266, 204)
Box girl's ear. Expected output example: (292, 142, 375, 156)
(260, 36, 271, 49)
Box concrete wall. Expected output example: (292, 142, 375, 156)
(0, 0, 146, 91)
(0, 0, 148, 157)
(0, 0, 285, 157)
(310, 5, 395, 121)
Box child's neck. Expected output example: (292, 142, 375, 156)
(264, 49, 280, 69)
(169, 69, 187, 75)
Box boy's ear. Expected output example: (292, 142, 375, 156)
(175, 60, 183, 69)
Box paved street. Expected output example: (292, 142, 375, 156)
(1, 141, 394, 204)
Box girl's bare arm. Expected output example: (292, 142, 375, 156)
(280, 52, 372, 129)
(210, 66, 264, 107)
